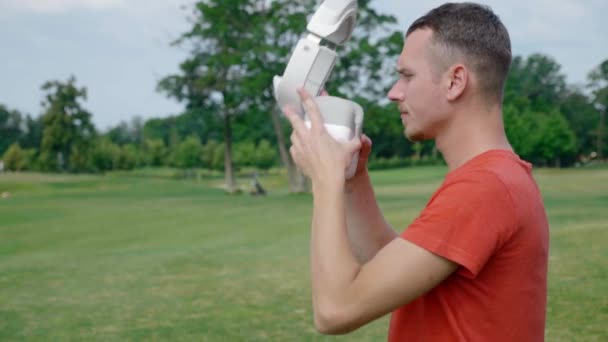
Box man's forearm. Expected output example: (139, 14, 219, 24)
(310, 182, 361, 323)
(345, 171, 397, 263)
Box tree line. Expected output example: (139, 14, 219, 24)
(2, 1, 607, 191)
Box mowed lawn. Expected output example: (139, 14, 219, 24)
(0, 166, 606, 341)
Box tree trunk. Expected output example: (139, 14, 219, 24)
(270, 106, 309, 193)
(223, 113, 236, 193)
(598, 109, 605, 160)
(295, 171, 311, 193)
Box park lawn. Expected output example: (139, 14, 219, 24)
(0, 166, 606, 341)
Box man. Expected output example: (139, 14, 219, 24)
(283, 2, 549, 341)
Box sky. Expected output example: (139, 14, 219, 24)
(1, 0, 607, 130)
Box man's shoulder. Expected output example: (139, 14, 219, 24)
(446, 150, 534, 189)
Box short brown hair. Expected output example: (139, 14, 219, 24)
(406, 2, 512, 103)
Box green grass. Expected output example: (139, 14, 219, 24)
(0, 166, 606, 341)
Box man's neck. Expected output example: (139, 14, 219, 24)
(435, 106, 512, 171)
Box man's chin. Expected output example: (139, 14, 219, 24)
(404, 128, 426, 142)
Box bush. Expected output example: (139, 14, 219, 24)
(142, 139, 167, 167)
(2, 143, 24, 171)
(21, 148, 39, 171)
(234, 141, 256, 168)
(234, 140, 278, 170)
(202, 140, 224, 171)
(255, 140, 278, 170)
(91, 139, 120, 172)
(171, 136, 202, 169)
(118, 144, 138, 170)
(69, 144, 94, 173)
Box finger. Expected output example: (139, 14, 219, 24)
(283, 105, 309, 136)
(290, 131, 303, 149)
(320, 89, 329, 96)
(289, 145, 301, 167)
(360, 134, 373, 159)
(297, 88, 324, 132)
(361, 134, 372, 146)
(346, 137, 362, 155)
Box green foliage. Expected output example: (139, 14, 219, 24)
(504, 105, 541, 160)
(505, 54, 567, 113)
(105, 117, 143, 147)
(234, 139, 278, 170)
(502, 53, 596, 166)
(69, 143, 93, 173)
(536, 111, 577, 166)
(2, 143, 24, 171)
(142, 138, 167, 167)
(20, 148, 38, 171)
(172, 136, 203, 169)
(561, 88, 600, 154)
(38, 76, 96, 172)
(588, 59, 608, 158)
(201, 140, 224, 171)
(505, 106, 577, 166)
(91, 139, 120, 172)
(0, 105, 23, 156)
(117, 144, 138, 170)
(234, 141, 256, 169)
(255, 139, 278, 170)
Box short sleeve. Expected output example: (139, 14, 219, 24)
(401, 171, 517, 278)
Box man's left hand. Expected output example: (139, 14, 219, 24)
(282, 88, 361, 190)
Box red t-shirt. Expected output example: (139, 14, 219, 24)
(389, 150, 549, 341)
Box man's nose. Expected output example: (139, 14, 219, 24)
(387, 83, 404, 102)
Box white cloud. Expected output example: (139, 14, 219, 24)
(0, 0, 125, 13)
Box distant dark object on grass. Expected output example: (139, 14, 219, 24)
(250, 172, 266, 196)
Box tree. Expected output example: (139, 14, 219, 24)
(38, 76, 96, 172)
(588, 59, 608, 159)
(0, 105, 24, 156)
(505, 54, 567, 113)
(2, 143, 24, 171)
(560, 87, 599, 156)
(502, 53, 585, 166)
(106, 116, 145, 147)
(158, 0, 266, 192)
(535, 110, 577, 167)
(20, 115, 44, 151)
(504, 105, 540, 161)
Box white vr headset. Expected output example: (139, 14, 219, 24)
(273, 0, 364, 179)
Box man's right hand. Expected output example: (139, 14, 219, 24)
(318, 89, 372, 186)
(346, 134, 372, 187)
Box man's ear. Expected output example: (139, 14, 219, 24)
(446, 64, 467, 101)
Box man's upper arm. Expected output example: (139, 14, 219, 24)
(321, 237, 457, 333)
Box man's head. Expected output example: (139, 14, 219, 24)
(387, 2, 512, 141)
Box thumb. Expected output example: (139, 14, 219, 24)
(346, 136, 362, 155)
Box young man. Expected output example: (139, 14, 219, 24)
(283, 3, 549, 341)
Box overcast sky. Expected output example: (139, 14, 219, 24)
(1, 0, 606, 130)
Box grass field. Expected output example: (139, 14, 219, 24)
(0, 166, 607, 341)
